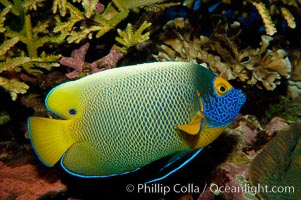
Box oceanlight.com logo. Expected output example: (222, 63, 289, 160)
(125, 183, 295, 196)
(209, 183, 295, 195)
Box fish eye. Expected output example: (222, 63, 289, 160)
(69, 109, 77, 115)
(214, 77, 233, 96)
(219, 86, 226, 92)
(217, 84, 228, 96)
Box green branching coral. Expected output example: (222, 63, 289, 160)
(0, 0, 62, 100)
(0, 77, 29, 101)
(0, 0, 178, 100)
(0, 5, 28, 100)
(53, 0, 178, 43)
(187, 0, 299, 36)
(250, 1, 277, 36)
(0, 4, 10, 32)
(242, 0, 299, 35)
(3, 0, 64, 60)
(115, 21, 151, 53)
(0, 44, 31, 100)
(154, 17, 292, 90)
(247, 0, 299, 35)
(59, 21, 151, 78)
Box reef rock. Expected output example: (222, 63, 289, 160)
(287, 80, 301, 99)
(289, 49, 301, 81)
(0, 160, 67, 200)
(249, 121, 301, 200)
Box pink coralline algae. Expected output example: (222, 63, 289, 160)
(196, 115, 291, 200)
(0, 161, 67, 200)
(59, 42, 124, 79)
(265, 117, 289, 136)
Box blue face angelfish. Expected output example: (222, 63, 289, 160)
(27, 62, 246, 181)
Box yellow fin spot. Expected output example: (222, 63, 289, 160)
(28, 117, 75, 166)
(178, 112, 205, 135)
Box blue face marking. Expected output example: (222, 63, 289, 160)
(201, 88, 246, 127)
(69, 109, 77, 115)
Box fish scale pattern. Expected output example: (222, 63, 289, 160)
(67, 63, 209, 175)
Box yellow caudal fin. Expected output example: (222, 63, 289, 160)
(177, 111, 205, 135)
(27, 117, 75, 167)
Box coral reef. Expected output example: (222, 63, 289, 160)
(287, 80, 301, 98)
(248, 0, 298, 35)
(0, 112, 10, 125)
(115, 21, 152, 53)
(289, 49, 301, 81)
(0, 0, 176, 99)
(53, 0, 179, 43)
(195, 115, 290, 200)
(265, 96, 301, 122)
(154, 17, 291, 90)
(0, 160, 67, 199)
(187, 0, 299, 36)
(265, 117, 290, 136)
(0, 0, 301, 199)
(59, 42, 124, 79)
(249, 1, 277, 36)
(0, 0, 177, 102)
(287, 49, 301, 98)
(249, 121, 301, 200)
(0, 1, 62, 100)
(60, 21, 151, 78)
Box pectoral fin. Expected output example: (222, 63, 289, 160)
(28, 117, 74, 167)
(177, 112, 205, 135)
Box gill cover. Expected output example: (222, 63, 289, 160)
(201, 76, 246, 127)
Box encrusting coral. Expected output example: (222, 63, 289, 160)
(287, 49, 301, 98)
(0, 158, 67, 199)
(154, 17, 292, 90)
(249, 121, 301, 200)
(197, 115, 290, 200)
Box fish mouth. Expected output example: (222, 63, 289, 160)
(239, 92, 247, 105)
